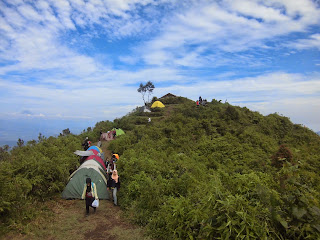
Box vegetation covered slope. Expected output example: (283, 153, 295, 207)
(0, 96, 319, 239)
(0, 123, 114, 235)
(107, 97, 320, 239)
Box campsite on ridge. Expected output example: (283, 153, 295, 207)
(0, 95, 320, 239)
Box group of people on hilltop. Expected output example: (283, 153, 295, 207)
(196, 96, 208, 107)
(80, 138, 121, 216)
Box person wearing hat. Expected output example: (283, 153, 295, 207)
(107, 170, 120, 206)
(81, 178, 98, 216)
(112, 153, 119, 163)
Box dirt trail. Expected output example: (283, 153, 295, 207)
(99, 140, 112, 161)
(3, 140, 150, 240)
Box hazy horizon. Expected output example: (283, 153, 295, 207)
(1, 99, 319, 148)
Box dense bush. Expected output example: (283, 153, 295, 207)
(0, 135, 81, 234)
(1, 97, 320, 239)
(159, 96, 190, 105)
(111, 99, 320, 239)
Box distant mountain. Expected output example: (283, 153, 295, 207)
(0, 118, 96, 147)
(0, 140, 17, 148)
(317, 131, 320, 135)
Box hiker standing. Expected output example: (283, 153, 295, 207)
(107, 170, 120, 206)
(196, 100, 199, 107)
(112, 153, 119, 163)
(106, 160, 116, 174)
(82, 137, 90, 151)
(81, 178, 98, 216)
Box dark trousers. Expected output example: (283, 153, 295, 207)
(85, 197, 95, 214)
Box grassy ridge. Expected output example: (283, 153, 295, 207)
(0, 119, 115, 235)
(0, 96, 319, 239)
(0, 135, 81, 235)
(108, 97, 320, 239)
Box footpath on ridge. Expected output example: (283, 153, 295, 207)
(3, 104, 176, 240)
(3, 141, 150, 240)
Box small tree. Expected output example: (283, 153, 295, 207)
(61, 128, 71, 136)
(271, 144, 295, 190)
(1, 145, 9, 152)
(38, 133, 46, 142)
(271, 144, 293, 169)
(17, 138, 24, 147)
(27, 140, 37, 146)
(0, 145, 10, 161)
(137, 81, 155, 105)
(146, 81, 155, 104)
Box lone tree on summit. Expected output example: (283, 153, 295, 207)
(137, 81, 155, 105)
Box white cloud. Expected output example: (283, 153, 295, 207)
(17, 4, 43, 22)
(153, 71, 320, 130)
(162, 72, 320, 100)
(243, 97, 320, 131)
(288, 34, 320, 50)
(0, 0, 320, 135)
(135, 0, 320, 66)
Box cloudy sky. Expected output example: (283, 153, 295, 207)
(0, 0, 320, 145)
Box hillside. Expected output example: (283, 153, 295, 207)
(1, 96, 320, 239)
(107, 96, 320, 239)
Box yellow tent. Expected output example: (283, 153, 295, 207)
(151, 101, 165, 108)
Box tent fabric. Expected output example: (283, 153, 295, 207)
(86, 155, 107, 170)
(62, 156, 109, 199)
(100, 129, 125, 141)
(111, 128, 125, 136)
(74, 150, 94, 157)
(87, 146, 102, 153)
(151, 101, 165, 108)
(76, 160, 108, 181)
(139, 106, 151, 112)
(74, 146, 102, 157)
(100, 132, 109, 141)
(62, 167, 109, 199)
(100, 131, 116, 141)
(88, 149, 99, 156)
(69, 160, 107, 185)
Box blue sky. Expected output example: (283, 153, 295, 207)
(0, 0, 320, 146)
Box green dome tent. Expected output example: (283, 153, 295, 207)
(112, 128, 125, 136)
(62, 155, 109, 199)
